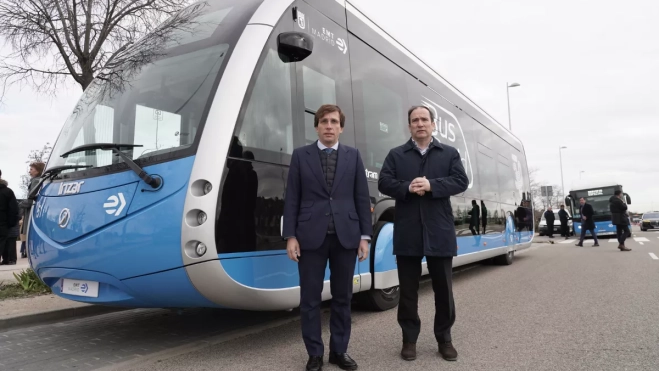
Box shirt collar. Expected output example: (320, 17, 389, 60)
(317, 140, 339, 151)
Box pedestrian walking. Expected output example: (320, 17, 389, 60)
(378, 105, 469, 362)
(575, 197, 599, 247)
(609, 190, 631, 251)
(283, 104, 372, 371)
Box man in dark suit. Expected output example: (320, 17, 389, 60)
(576, 197, 599, 247)
(283, 104, 372, 371)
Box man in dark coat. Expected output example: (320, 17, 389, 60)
(544, 206, 555, 238)
(0, 170, 19, 265)
(576, 197, 599, 247)
(609, 190, 631, 251)
(558, 205, 570, 239)
(378, 106, 469, 362)
(467, 200, 480, 235)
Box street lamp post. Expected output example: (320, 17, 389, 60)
(559, 146, 567, 202)
(506, 82, 520, 131)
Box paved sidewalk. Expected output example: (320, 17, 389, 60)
(0, 242, 30, 284)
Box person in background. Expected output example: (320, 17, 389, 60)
(558, 205, 570, 240)
(0, 169, 19, 265)
(467, 200, 480, 235)
(609, 190, 631, 251)
(576, 197, 599, 247)
(544, 206, 555, 238)
(19, 161, 45, 258)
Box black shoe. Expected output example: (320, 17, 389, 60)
(575, 243, 583, 247)
(306, 355, 323, 371)
(593, 244, 600, 247)
(438, 341, 458, 361)
(329, 352, 358, 370)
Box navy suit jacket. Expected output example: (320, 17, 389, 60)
(283, 142, 373, 250)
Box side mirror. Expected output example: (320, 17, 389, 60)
(278, 32, 313, 62)
(624, 193, 631, 204)
(564, 196, 570, 205)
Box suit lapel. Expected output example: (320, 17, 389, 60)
(305, 144, 328, 193)
(331, 144, 350, 195)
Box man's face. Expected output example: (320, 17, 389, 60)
(316, 111, 343, 146)
(408, 108, 435, 141)
(580, 198, 585, 205)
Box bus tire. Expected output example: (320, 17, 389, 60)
(493, 250, 514, 265)
(360, 286, 400, 311)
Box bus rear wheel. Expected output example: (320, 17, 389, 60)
(493, 250, 514, 265)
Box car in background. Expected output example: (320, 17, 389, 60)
(640, 212, 659, 231)
(539, 209, 573, 236)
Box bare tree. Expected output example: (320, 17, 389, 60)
(19, 143, 53, 197)
(528, 167, 563, 211)
(0, 0, 201, 102)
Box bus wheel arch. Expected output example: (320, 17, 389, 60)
(357, 216, 400, 311)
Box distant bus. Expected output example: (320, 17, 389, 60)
(565, 183, 631, 237)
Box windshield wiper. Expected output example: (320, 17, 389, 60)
(60, 143, 162, 189)
(26, 165, 93, 201)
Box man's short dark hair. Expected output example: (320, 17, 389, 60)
(614, 190, 622, 196)
(0, 169, 2, 177)
(314, 104, 345, 128)
(580, 197, 586, 201)
(407, 105, 435, 125)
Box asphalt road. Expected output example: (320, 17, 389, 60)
(2, 228, 659, 371)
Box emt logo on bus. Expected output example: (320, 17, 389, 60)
(588, 189, 603, 196)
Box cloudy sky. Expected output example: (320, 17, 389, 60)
(1, 0, 657, 212)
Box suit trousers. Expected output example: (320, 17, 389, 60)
(299, 234, 357, 356)
(397, 255, 455, 344)
(560, 222, 569, 237)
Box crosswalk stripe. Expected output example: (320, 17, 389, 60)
(649, 253, 658, 260)
(608, 239, 618, 243)
(634, 237, 650, 242)
(560, 239, 576, 244)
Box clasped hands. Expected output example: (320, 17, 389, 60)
(409, 176, 431, 196)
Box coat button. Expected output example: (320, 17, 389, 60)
(330, 197, 333, 200)
(325, 213, 330, 216)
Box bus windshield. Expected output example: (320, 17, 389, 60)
(48, 0, 261, 173)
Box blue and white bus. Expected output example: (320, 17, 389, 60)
(26, 0, 534, 311)
(565, 182, 632, 237)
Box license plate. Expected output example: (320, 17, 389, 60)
(60, 279, 99, 298)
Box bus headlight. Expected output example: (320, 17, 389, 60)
(197, 211, 207, 225)
(203, 182, 212, 195)
(196, 242, 207, 256)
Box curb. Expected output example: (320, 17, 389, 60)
(0, 305, 127, 332)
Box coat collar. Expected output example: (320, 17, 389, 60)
(403, 137, 444, 153)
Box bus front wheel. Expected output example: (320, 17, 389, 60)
(359, 286, 400, 311)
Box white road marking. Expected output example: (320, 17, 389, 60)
(639, 242, 644, 246)
(634, 237, 650, 242)
(608, 239, 618, 243)
(649, 253, 658, 260)
(560, 239, 576, 244)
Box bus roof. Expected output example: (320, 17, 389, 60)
(569, 179, 622, 191)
